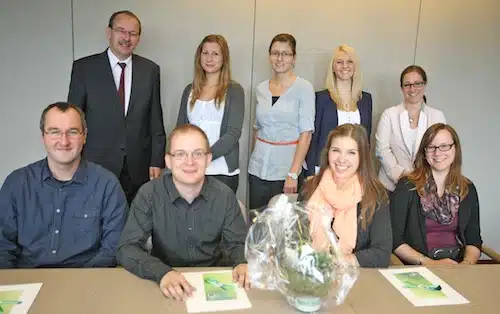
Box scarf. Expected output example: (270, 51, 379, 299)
(420, 176, 459, 225)
(306, 168, 362, 254)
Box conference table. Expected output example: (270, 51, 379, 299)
(0, 265, 497, 313)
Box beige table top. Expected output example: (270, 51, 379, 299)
(0, 265, 497, 314)
(348, 265, 499, 314)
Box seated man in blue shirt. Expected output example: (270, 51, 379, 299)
(0, 102, 127, 268)
(117, 124, 249, 302)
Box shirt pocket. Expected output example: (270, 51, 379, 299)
(72, 210, 100, 232)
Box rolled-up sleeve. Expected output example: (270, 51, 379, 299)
(298, 81, 315, 133)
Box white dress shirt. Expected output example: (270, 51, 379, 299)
(107, 48, 132, 114)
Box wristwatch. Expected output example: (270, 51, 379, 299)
(287, 172, 299, 180)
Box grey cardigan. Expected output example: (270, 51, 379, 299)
(176, 81, 245, 172)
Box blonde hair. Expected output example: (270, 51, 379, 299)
(190, 34, 231, 110)
(325, 44, 363, 111)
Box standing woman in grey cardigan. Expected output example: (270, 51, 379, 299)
(176, 34, 245, 193)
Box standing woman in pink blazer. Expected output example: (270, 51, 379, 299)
(376, 66, 446, 192)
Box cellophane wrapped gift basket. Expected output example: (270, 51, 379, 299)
(245, 195, 359, 313)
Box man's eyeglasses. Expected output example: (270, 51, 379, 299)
(168, 149, 208, 161)
(270, 51, 294, 58)
(402, 81, 425, 89)
(424, 143, 455, 153)
(111, 28, 139, 38)
(44, 129, 83, 139)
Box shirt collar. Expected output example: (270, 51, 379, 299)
(164, 172, 209, 203)
(107, 48, 132, 68)
(41, 158, 88, 184)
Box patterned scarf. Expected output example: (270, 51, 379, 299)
(306, 168, 362, 254)
(420, 176, 459, 225)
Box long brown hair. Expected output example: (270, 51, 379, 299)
(408, 123, 470, 199)
(303, 124, 387, 229)
(190, 34, 231, 109)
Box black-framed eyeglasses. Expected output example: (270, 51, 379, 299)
(424, 143, 455, 153)
(270, 51, 294, 58)
(44, 129, 83, 139)
(168, 149, 208, 161)
(111, 27, 139, 38)
(402, 81, 425, 89)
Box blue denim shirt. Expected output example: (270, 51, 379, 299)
(0, 159, 127, 268)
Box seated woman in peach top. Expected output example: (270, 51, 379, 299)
(299, 124, 392, 268)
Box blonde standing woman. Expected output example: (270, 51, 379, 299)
(306, 44, 373, 177)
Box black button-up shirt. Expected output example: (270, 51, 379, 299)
(0, 159, 127, 268)
(117, 173, 247, 283)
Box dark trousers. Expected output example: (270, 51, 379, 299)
(248, 173, 304, 210)
(209, 174, 239, 194)
(119, 156, 141, 206)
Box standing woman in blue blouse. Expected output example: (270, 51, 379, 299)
(248, 33, 315, 209)
(177, 35, 245, 193)
(306, 44, 372, 177)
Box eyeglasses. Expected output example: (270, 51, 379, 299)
(111, 28, 139, 38)
(402, 81, 425, 89)
(168, 149, 208, 161)
(44, 129, 83, 139)
(270, 51, 294, 58)
(424, 143, 455, 153)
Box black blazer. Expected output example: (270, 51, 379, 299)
(68, 51, 166, 186)
(298, 190, 392, 268)
(305, 89, 372, 176)
(390, 178, 482, 257)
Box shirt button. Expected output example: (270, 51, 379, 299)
(58, 188, 62, 192)
(188, 227, 192, 231)
(52, 250, 56, 254)
(84, 214, 88, 218)
(55, 230, 59, 234)
(189, 245, 193, 248)
(56, 209, 61, 213)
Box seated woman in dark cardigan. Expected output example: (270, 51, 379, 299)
(391, 123, 482, 265)
(299, 124, 391, 268)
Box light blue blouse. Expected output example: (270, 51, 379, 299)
(248, 77, 315, 180)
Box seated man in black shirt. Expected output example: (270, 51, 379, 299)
(117, 124, 249, 301)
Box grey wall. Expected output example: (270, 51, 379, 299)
(1, 0, 499, 251)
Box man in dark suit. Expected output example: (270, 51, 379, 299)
(68, 10, 166, 205)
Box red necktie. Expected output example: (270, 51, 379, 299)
(118, 62, 126, 114)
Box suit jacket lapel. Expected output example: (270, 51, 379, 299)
(100, 51, 123, 113)
(128, 55, 140, 118)
(399, 110, 413, 155)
